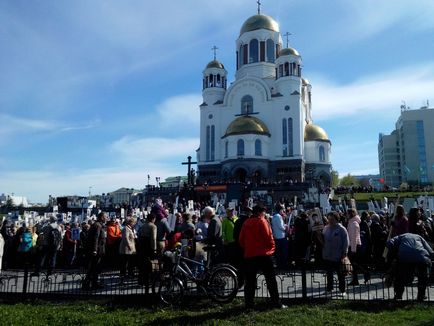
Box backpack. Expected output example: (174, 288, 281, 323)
(48, 226, 62, 249)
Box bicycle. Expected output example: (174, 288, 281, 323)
(157, 243, 238, 304)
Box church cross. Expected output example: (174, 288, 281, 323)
(182, 156, 197, 185)
(257, 0, 261, 14)
(211, 45, 218, 60)
(283, 32, 292, 48)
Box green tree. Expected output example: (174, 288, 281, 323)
(331, 170, 339, 188)
(340, 173, 360, 187)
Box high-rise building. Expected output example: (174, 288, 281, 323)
(196, 10, 332, 187)
(378, 105, 434, 187)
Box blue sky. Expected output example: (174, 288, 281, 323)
(1, 0, 434, 203)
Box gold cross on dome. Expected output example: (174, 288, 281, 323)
(257, 0, 261, 14)
(283, 32, 292, 48)
(211, 45, 218, 60)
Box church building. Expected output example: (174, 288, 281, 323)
(197, 9, 332, 187)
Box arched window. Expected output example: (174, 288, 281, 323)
(241, 95, 253, 115)
(225, 141, 228, 158)
(284, 62, 289, 76)
(279, 65, 283, 78)
(206, 126, 210, 161)
(249, 39, 259, 63)
(243, 44, 248, 65)
(210, 74, 214, 87)
(216, 74, 221, 87)
(255, 139, 262, 156)
(237, 139, 244, 156)
(282, 119, 287, 156)
(319, 146, 325, 162)
(266, 39, 274, 62)
(211, 125, 215, 161)
(288, 118, 293, 157)
(260, 41, 265, 61)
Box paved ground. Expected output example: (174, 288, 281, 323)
(1, 268, 433, 302)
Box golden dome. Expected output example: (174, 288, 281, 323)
(304, 123, 329, 141)
(302, 78, 310, 85)
(225, 116, 270, 137)
(240, 14, 279, 36)
(279, 47, 300, 57)
(206, 60, 225, 69)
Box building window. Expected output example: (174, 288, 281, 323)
(249, 39, 258, 63)
(211, 125, 215, 161)
(266, 39, 274, 62)
(319, 146, 325, 162)
(282, 119, 287, 156)
(243, 44, 248, 65)
(206, 126, 210, 161)
(288, 118, 293, 157)
(237, 139, 244, 156)
(241, 95, 253, 114)
(225, 141, 228, 158)
(255, 139, 262, 156)
(260, 41, 265, 61)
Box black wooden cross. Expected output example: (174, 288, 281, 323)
(182, 156, 197, 185)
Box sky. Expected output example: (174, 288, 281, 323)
(1, 0, 434, 203)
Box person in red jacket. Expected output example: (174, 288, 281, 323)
(239, 203, 286, 309)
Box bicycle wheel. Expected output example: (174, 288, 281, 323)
(158, 275, 184, 305)
(208, 266, 238, 303)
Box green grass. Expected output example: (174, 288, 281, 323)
(0, 299, 433, 325)
(334, 191, 434, 202)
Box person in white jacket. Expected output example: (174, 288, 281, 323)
(0, 230, 4, 272)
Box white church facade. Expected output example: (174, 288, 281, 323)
(197, 12, 332, 187)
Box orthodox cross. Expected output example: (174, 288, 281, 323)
(257, 0, 261, 14)
(182, 156, 197, 185)
(211, 45, 218, 60)
(283, 32, 292, 48)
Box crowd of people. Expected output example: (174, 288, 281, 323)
(0, 198, 433, 305)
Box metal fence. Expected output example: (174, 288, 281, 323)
(0, 264, 432, 302)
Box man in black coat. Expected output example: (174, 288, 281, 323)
(83, 212, 107, 290)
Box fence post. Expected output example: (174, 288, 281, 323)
(301, 260, 307, 299)
(22, 262, 29, 298)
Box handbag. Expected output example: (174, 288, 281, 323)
(340, 256, 353, 276)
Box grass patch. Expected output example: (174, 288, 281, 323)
(334, 191, 434, 202)
(0, 299, 433, 325)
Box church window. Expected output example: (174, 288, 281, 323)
(284, 105, 290, 111)
(288, 118, 293, 157)
(243, 44, 248, 65)
(279, 65, 283, 78)
(266, 39, 274, 62)
(239, 45, 244, 67)
(276, 43, 281, 58)
(205, 76, 209, 88)
(298, 65, 301, 76)
(260, 41, 265, 61)
(291, 63, 296, 76)
(282, 119, 287, 156)
(211, 125, 215, 161)
(236, 51, 239, 70)
(237, 139, 244, 156)
(249, 39, 259, 63)
(284, 62, 289, 76)
(255, 139, 262, 156)
(216, 74, 221, 87)
(206, 126, 211, 161)
(241, 95, 253, 114)
(210, 74, 214, 87)
(319, 146, 325, 162)
(225, 141, 228, 158)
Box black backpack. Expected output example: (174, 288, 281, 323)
(48, 226, 62, 249)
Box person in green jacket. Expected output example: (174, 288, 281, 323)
(222, 207, 238, 264)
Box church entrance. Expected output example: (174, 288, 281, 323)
(234, 168, 247, 183)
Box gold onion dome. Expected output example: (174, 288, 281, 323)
(240, 14, 279, 36)
(206, 60, 225, 69)
(225, 116, 270, 137)
(279, 47, 300, 57)
(304, 123, 329, 141)
(302, 78, 310, 85)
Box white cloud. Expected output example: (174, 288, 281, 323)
(156, 94, 202, 129)
(110, 136, 199, 167)
(312, 63, 434, 121)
